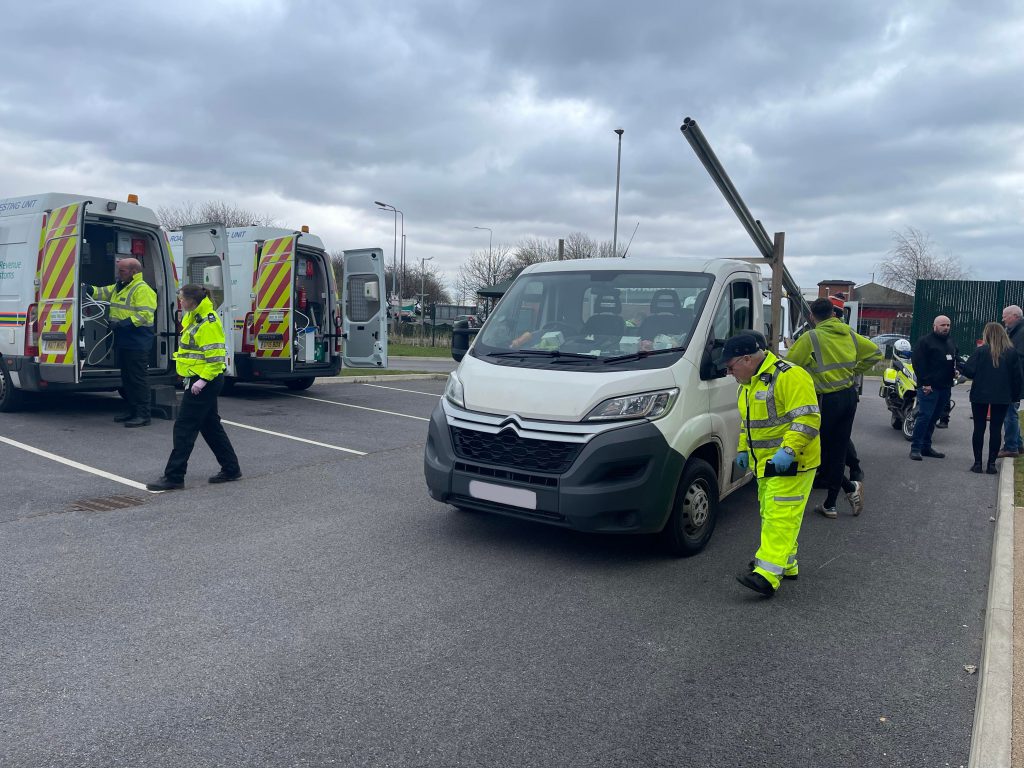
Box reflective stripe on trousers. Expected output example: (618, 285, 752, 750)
(753, 470, 815, 589)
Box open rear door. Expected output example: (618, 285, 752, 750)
(38, 201, 87, 383)
(181, 224, 234, 376)
(253, 235, 296, 368)
(342, 248, 388, 368)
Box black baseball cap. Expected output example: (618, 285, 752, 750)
(721, 334, 760, 362)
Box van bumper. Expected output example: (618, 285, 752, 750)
(424, 401, 684, 533)
(232, 354, 341, 381)
(1, 355, 174, 392)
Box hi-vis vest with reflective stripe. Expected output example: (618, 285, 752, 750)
(786, 317, 883, 394)
(93, 273, 157, 328)
(175, 296, 227, 380)
(737, 351, 822, 478)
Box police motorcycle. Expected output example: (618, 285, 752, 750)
(879, 338, 963, 440)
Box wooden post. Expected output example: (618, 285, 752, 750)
(770, 232, 785, 352)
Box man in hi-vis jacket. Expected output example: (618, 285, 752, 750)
(725, 334, 821, 597)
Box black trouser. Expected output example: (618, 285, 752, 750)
(845, 439, 861, 475)
(971, 402, 1010, 466)
(118, 348, 151, 419)
(819, 387, 858, 508)
(163, 375, 240, 482)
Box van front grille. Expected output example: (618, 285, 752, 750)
(450, 427, 581, 474)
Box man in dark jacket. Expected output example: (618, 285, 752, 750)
(999, 304, 1024, 457)
(910, 315, 958, 460)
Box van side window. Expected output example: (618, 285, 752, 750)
(704, 279, 755, 380)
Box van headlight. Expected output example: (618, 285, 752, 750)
(444, 371, 465, 408)
(584, 388, 679, 422)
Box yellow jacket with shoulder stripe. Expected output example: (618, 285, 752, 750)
(737, 351, 822, 478)
(174, 296, 227, 381)
(785, 317, 882, 394)
(89, 273, 157, 351)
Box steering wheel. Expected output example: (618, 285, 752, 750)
(539, 321, 576, 335)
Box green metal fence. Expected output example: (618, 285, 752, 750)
(911, 280, 1024, 352)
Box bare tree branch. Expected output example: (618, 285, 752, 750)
(877, 226, 970, 294)
(157, 200, 278, 230)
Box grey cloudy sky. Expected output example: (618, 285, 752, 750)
(2, 0, 1021, 296)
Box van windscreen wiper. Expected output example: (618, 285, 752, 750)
(488, 349, 597, 360)
(602, 347, 686, 365)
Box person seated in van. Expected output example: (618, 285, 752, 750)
(83, 257, 157, 428)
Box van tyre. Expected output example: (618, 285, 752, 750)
(0, 363, 26, 412)
(660, 457, 719, 557)
(285, 377, 316, 391)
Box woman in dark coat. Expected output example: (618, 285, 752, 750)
(962, 322, 1023, 474)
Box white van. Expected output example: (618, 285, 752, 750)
(0, 193, 179, 412)
(424, 257, 764, 555)
(169, 225, 388, 390)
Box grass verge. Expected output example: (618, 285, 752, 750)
(388, 342, 452, 358)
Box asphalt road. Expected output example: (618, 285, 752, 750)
(0, 377, 993, 767)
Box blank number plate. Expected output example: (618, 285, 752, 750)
(468, 480, 537, 510)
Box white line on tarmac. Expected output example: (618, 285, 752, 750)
(278, 393, 430, 422)
(220, 420, 368, 454)
(360, 383, 442, 397)
(0, 435, 158, 493)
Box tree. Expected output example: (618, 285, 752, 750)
(454, 244, 517, 303)
(157, 200, 278, 230)
(878, 227, 971, 294)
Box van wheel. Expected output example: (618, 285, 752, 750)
(285, 377, 315, 391)
(0, 363, 26, 413)
(660, 458, 719, 557)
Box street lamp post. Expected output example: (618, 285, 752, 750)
(420, 255, 433, 338)
(375, 200, 403, 332)
(473, 226, 492, 315)
(612, 128, 624, 258)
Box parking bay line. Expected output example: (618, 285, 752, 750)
(278, 393, 430, 421)
(219, 420, 367, 454)
(0, 435, 157, 493)
(359, 383, 442, 397)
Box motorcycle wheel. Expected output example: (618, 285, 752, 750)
(903, 412, 916, 441)
(891, 414, 903, 430)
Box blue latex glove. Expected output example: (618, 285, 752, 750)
(734, 451, 749, 471)
(771, 447, 795, 472)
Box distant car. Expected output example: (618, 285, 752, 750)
(870, 333, 909, 358)
(454, 314, 480, 328)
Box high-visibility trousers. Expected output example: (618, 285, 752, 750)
(752, 470, 815, 589)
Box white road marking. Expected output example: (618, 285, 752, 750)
(220, 420, 367, 454)
(360, 383, 443, 397)
(0, 435, 158, 493)
(279, 393, 430, 422)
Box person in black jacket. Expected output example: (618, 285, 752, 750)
(998, 305, 1024, 457)
(962, 322, 1023, 473)
(910, 315, 958, 461)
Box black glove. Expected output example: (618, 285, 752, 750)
(82, 283, 93, 297)
(111, 318, 132, 329)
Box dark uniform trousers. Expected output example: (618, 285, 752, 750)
(163, 375, 240, 482)
(819, 386, 858, 505)
(119, 348, 152, 419)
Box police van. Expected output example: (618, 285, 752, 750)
(424, 257, 764, 555)
(0, 193, 180, 412)
(168, 224, 388, 391)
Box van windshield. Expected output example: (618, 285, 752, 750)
(474, 269, 714, 369)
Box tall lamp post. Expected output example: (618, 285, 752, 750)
(612, 128, 624, 258)
(420, 255, 433, 338)
(375, 200, 403, 331)
(473, 225, 492, 314)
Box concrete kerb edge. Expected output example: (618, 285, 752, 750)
(968, 459, 1014, 767)
(327, 373, 448, 384)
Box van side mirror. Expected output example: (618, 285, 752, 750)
(701, 339, 727, 380)
(452, 320, 479, 362)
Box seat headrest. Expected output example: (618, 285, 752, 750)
(650, 290, 681, 315)
(593, 290, 621, 314)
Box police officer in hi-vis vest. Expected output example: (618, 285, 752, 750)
(724, 334, 821, 597)
(85, 257, 157, 427)
(147, 284, 241, 491)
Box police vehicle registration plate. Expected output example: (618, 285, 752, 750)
(43, 340, 67, 353)
(259, 340, 283, 350)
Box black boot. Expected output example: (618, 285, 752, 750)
(986, 462, 998, 475)
(970, 462, 982, 473)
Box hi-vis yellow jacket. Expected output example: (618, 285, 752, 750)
(90, 273, 157, 351)
(785, 317, 882, 394)
(737, 351, 822, 478)
(174, 296, 227, 381)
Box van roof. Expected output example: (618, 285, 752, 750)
(519, 256, 759, 277)
(169, 226, 327, 252)
(0, 193, 160, 225)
